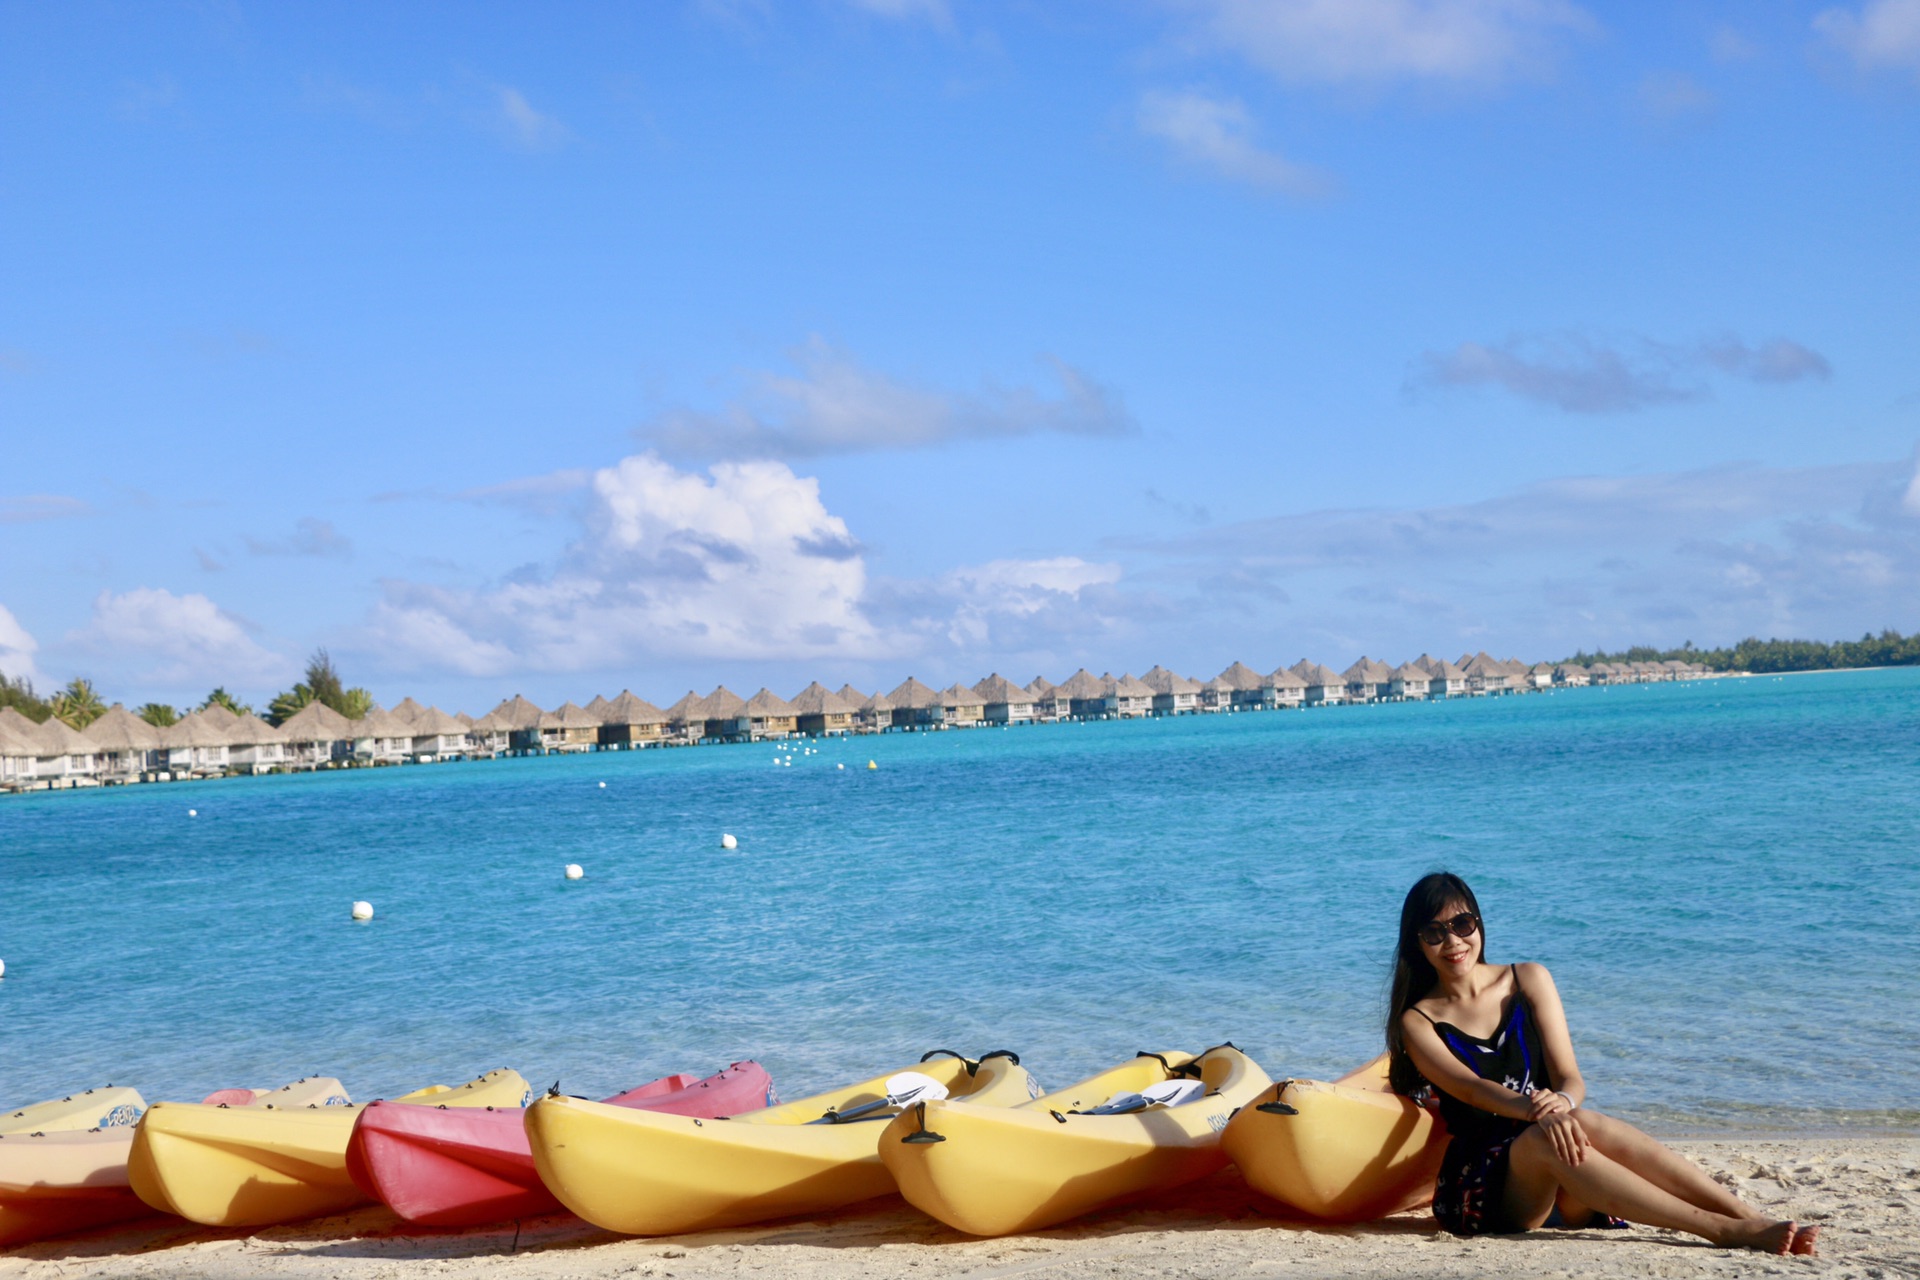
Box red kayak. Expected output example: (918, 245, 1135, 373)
(346, 1062, 774, 1227)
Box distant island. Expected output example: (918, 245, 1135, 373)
(1558, 629, 1920, 675)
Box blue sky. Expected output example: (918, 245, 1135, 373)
(3, 0, 1918, 712)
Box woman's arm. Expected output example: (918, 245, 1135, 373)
(1516, 962, 1586, 1109)
(1400, 1011, 1537, 1121)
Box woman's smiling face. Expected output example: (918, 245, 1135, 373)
(1420, 901, 1482, 974)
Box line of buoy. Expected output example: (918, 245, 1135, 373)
(351, 901, 374, 921)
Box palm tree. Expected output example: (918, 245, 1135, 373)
(137, 702, 179, 727)
(201, 687, 252, 718)
(266, 684, 315, 727)
(51, 677, 106, 729)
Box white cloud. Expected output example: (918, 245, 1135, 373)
(494, 85, 569, 149)
(1137, 91, 1335, 197)
(1179, 0, 1597, 89)
(1904, 452, 1920, 515)
(1635, 71, 1717, 123)
(369, 454, 883, 674)
(1417, 332, 1831, 413)
(68, 588, 293, 689)
(1815, 0, 1920, 78)
(637, 340, 1135, 461)
(0, 603, 43, 686)
(246, 517, 353, 558)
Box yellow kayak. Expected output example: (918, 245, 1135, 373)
(1, 1078, 346, 1247)
(527, 1050, 1037, 1235)
(1220, 1053, 1447, 1221)
(879, 1045, 1272, 1236)
(1, 1086, 147, 1135)
(129, 1069, 528, 1227)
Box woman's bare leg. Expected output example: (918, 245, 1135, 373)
(1504, 1127, 1797, 1253)
(1573, 1110, 1763, 1220)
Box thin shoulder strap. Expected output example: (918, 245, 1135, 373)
(1408, 1005, 1439, 1026)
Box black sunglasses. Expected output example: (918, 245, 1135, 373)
(1416, 912, 1480, 948)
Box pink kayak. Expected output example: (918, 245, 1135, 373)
(346, 1062, 775, 1227)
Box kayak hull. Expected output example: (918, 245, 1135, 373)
(1221, 1055, 1447, 1222)
(348, 1063, 774, 1227)
(129, 1070, 527, 1227)
(881, 1047, 1271, 1236)
(527, 1053, 1036, 1236)
(0, 1087, 147, 1137)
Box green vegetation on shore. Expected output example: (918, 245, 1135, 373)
(1563, 629, 1920, 674)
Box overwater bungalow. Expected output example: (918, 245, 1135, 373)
(939, 683, 986, 727)
(82, 704, 170, 780)
(856, 688, 896, 733)
(483, 695, 547, 753)
(389, 696, 430, 725)
(699, 687, 752, 742)
(408, 707, 469, 760)
(220, 711, 289, 773)
(0, 713, 42, 788)
(1290, 660, 1346, 706)
(745, 688, 800, 739)
(0, 709, 97, 786)
(1215, 661, 1266, 711)
(349, 706, 415, 765)
(1553, 663, 1590, 687)
(537, 701, 601, 752)
(1028, 676, 1072, 722)
(1389, 662, 1431, 700)
(166, 710, 235, 775)
(971, 674, 1036, 725)
(465, 709, 510, 756)
(1198, 674, 1235, 713)
(279, 699, 355, 767)
(886, 677, 945, 730)
(599, 690, 669, 747)
(1054, 668, 1106, 719)
(1409, 653, 1441, 676)
(791, 682, 859, 736)
(661, 691, 704, 743)
(1141, 665, 1200, 715)
(1342, 657, 1395, 703)
(1427, 658, 1471, 697)
(1460, 652, 1510, 696)
(1108, 673, 1155, 718)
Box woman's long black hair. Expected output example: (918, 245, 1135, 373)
(1385, 871, 1485, 1097)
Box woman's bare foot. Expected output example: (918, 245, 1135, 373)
(1720, 1218, 1797, 1254)
(1790, 1224, 1821, 1256)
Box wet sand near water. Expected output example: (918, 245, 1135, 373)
(3, 1137, 1915, 1279)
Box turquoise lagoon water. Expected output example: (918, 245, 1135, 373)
(2, 669, 1917, 1133)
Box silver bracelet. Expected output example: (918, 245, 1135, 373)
(1556, 1090, 1576, 1110)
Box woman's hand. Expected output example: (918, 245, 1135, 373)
(1527, 1088, 1572, 1122)
(1535, 1107, 1590, 1166)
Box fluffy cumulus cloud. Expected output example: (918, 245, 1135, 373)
(1137, 91, 1334, 196)
(369, 454, 883, 675)
(1417, 332, 1831, 413)
(0, 603, 43, 685)
(66, 588, 293, 689)
(1815, 0, 1920, 78)
(1117, 455, 1920, 661)
(1179, 0, 1597, 89)
(636, 340, 1135, 461)
(366, 454, 1144, 681)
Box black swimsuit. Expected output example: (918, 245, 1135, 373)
(1413, 965, 1546, 1236)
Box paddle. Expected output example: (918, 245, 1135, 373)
(1078, 1079, 1207, 1115)
(809, 1071, 950, 1124)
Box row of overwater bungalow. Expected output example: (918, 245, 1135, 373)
(0, 654, 1717, 792)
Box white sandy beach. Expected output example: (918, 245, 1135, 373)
(2, 1137, 1913, 1280)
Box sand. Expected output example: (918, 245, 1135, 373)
(2, 1137, 1914, 1280)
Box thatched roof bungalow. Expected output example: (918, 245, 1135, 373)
(1140, 665, 1200, 716)
(347, 706, 415, 764)
(1198, 674, 1235, 712)
(791, 682, 859, 736)
(939, 683, 985, 726)
(886, 677, 945, 729)
(856, 688, 896, 732)
(1342, 657, 1395, 702)
(279, 699, 355, 767)
(745, 688, 799, 739)
(1108, 673, 1154, 718)
(1, 708, 97, 782)
(1290, 660, 1346, 705)
(971, 674, 1036, 725)
(82, 704, 169, 778)
(1553, 663, 1590, 687)
(699, 687, 752, 742)
(600, 690, 669, 747)
(1027, 676, 1071, 722)
(408, 707, 469, 759)
(1427, 658, 1470, 697)
(1389, 662, 1431, 700)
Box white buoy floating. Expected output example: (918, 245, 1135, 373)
(721, 832, 738, 850)
(0, 958, 7, 979)
(564, 863, 584, 880)
(351, 901, 374, 921)
(598, 781, 606, 789)
(188, 809, 197, 817)
(837, 762, 844, 770)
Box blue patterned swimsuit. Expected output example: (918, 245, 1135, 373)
(1413, 965, 1545, 1236)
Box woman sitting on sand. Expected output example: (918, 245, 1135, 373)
(1387, 871, 1818, 1256)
